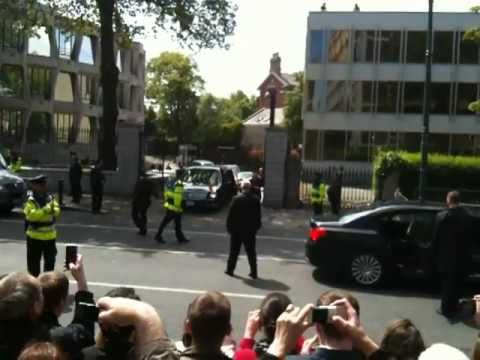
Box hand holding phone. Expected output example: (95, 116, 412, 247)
(311, 305, 338, 324)
(65, 245, 78, 269)
(78, 302, 99, 322)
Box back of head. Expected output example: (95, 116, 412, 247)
(419, 343, 469, 360)
(447, 190, 461, 207)
(188, 291, 231, 350)
(38, 272, 69, 315)
(380, 319, 425, 360)
(18, 342, 66, 360)
(259, 292, 292, 342)
(316, 290, 360, 341)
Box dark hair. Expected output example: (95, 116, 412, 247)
(188, 291, 231, 350)
(447, 190, 461, 205)
(38, 272, 69, 314)
(18, 342, 67, 360)
(316, 290, 360, 341)
(259, 292, 292, 343)
(380, 319, 425, 360)
(104, 287, 140, 301)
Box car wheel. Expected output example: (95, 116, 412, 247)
(350, 253, 384, 287)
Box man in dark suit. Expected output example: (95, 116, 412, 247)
(433, 190, 473, 319)
(225, 181, 261, 279)
(69, 153, 83, 203)
(131, 171, 156, 236)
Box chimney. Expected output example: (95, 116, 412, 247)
(270, 53, 281, 75)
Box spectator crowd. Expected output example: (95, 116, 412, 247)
(1, 254, 480, 360)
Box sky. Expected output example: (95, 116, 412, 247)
(137, 0, 479, 98)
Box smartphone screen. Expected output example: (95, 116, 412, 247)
(65, 245, 78, 268)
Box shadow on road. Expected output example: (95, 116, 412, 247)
(241, 276, 290, 291)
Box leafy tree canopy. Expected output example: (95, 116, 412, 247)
(283, 72, 304, 146)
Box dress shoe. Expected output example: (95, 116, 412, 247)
(225, 270, 234, 277)
(248, 273, 258, 280)
(178, 238, 190, 244)
(155, 235, 166, 244)
(137, 230, 147, 236)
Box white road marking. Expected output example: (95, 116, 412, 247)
(72, 280, 264, 299)
(0, 237, 306, 264)
(0, 219, 305, 243)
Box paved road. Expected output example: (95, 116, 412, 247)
(0, 202, 478, 353)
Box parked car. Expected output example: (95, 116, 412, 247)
(306, 203, 480, 287)
(183, 166, 236, 209)
(191, 159, 215, 167)
(0, 153, 26, 213)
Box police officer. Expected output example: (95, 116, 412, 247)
(90, 161, 105, 214)
(8, 153, 22, 173)
(154, 180, 189, 244)
(132, 171, 156, 236)
(311, 173, 327, 216)
(23, 175, 61, 277)
(69, 153, 83, 203)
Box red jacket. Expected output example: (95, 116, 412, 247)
(234, 337, 305, 360)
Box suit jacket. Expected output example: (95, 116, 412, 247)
(227, 191, 261, 236)
(433, 206, 473, 274)
(133, 177, 154, 207)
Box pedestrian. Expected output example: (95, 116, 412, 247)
(90, 161, 105, 214)
(327, 169, 343, 215)
(69, 153, 83, 204)
(23, 175, 61, 277)
(132, 171, 156, 236)
(225, 181, 262, 279)
(154, 180, 189, 244)
(251, 167, 264, 200)
(311, 173, 326, 216)
(433, 190, 474, 320)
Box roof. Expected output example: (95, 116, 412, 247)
(243, 107, 285, 127)
(281, 73, 298, 86)
(258, 72, 298, 90)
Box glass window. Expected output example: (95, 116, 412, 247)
(327, 81, 347, 112)
(0, 20, 24, 51)
(27, 112, 51, 144)
(79, 36, 94, 64)
(306, 81, 315, 111)
(377, 82, 398, 113)
(54, 72, 74, 102)
(404, 82, 424, 113)
(55, 29, 74, 59)
(407, 31, 427, 63)
(28, 27, 51, 57)
(457, 83, 477, 115)
(354, 30, 375, 63)
(350, 81, 373, 113)
(29, 67, 51, 99)
(0, 109, 23, 144)
(324, 131, 346, 160)
(379, 31, 401, 63)
(433, 32, 453, 64)
(77, 116, 95, 144)
(459, 32, 479, 64)
(0, 65, 23, 97)
(80, 74, 94, 104)
(429, 133, 450, 154)
(310, 30, 327, 63)
(430, 83, 450, 114)
(400, 133, 421, 152)
(304, 130, 319, 161)
(346, 131, 368, 161)
(54, 113, 74, 144)
(451, 134, 473, 155)
(328, 30, 351, 63)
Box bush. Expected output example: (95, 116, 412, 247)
(374, 150, 480, 202)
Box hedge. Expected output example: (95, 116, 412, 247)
(373, 150, 480, 201)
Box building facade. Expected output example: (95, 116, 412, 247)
(303, 12, 480, 169)
(0, 19, 145, 169)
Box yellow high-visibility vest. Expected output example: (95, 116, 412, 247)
(24, 192, 60, 240)
(164, 184, 184, 213)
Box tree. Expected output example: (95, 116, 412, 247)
(37, 0, 237, 169)
(465, 6, 480, 112)
(224, 90, 258, 121)
(146, 52, 203, 146)
(283, 72, 304, 146)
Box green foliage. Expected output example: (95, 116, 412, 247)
(283, 72, 303, 146)
(374, 150, 480, 200)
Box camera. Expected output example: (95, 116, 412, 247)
(311, 305, 338, 324)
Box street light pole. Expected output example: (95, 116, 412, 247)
(268, 88, 277, 128)
(419, 0, 433, 202)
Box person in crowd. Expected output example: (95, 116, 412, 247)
(433, 190, 474, 319)
(69, 153, 83, 204)
(8, 151, 23, 173)
(418, 343, 469, 360)
(180, 291, 232, 360)
(225, 181, 262, 279)
(0, 272, 46, 359)
(327, 169, 343, 216)
(132, 171, 157, 236)
(37, 254, 95, 358)
(155, 179, 189, 244)
(18, 342, 68, 360)
(311, 173, 326, 217)
(369, 319, 425, 360)
(251, 168, 264, 199)
(24, 175, 61, 277)
(82, 287, 141, 360)
(90, 161, 105, 214)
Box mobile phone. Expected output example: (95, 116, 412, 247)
(311, 305, 338, 324)
(65, 245, 78, 268)
(78, 302, 99, 322)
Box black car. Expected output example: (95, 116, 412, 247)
(0, 154, 26, 213)
(306, 204, 480, 287)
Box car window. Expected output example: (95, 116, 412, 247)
(380, 211, 437, 246)
(186, 168, 221, 186)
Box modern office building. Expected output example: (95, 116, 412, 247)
(303, 12, 480, 169)
(0, 18, 145, 172)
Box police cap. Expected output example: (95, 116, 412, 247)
(28, 175, 47, 185)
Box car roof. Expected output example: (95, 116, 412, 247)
(188, 166, 220, 170)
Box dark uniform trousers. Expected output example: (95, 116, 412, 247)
(132, 203, 148, 233)
(157, 210, 186, 242)
(91, 188, 103, 212)
(441, 271, 466, 315)
(27, 237, 57, 277)
(227, 233, 257, 277)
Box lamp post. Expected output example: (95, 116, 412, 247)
(266, 88, 277, 128)
(419, 0, 433, 202)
